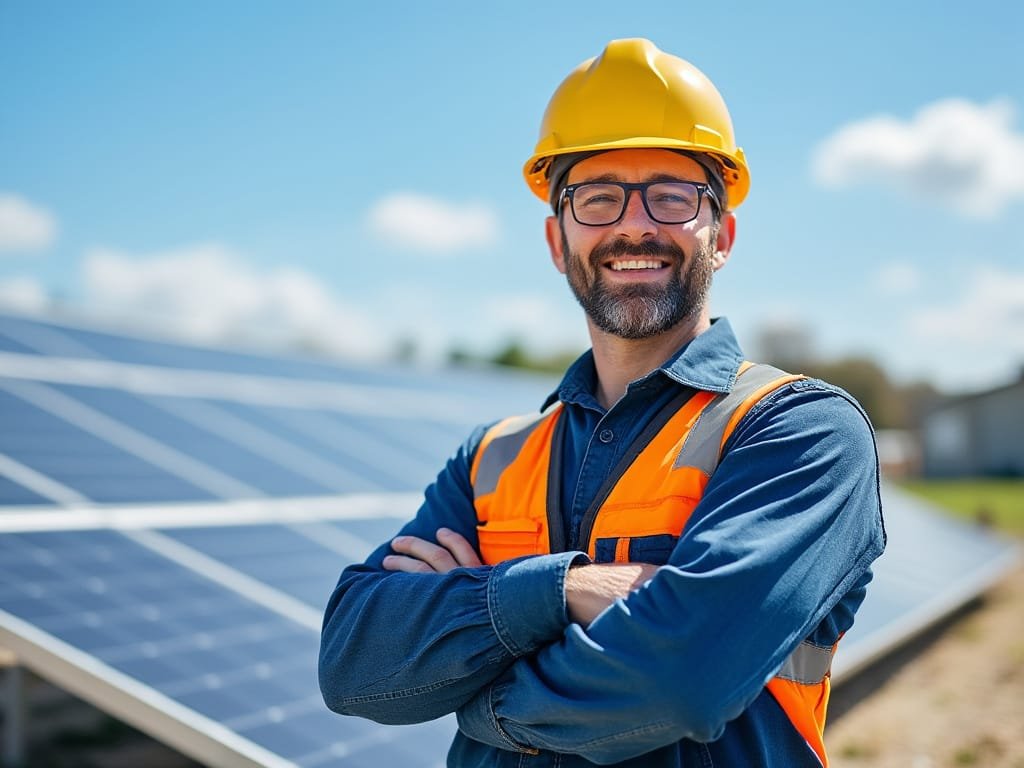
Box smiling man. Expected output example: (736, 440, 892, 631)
(554, 151, 725, 344)
(320, 38, 886, 767)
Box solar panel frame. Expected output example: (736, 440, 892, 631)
(0, 526, 457, 768)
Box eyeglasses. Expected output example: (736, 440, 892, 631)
(559, 180, 720, 226)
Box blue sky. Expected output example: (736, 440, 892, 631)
(2, 1, 1022, 394)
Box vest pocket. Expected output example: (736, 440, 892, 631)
(477, 518, 543, 564)
(594, 534, 679, 565)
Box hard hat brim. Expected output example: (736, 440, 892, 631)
(524, 138, 750, 210)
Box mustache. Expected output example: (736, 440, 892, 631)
(589, 238, 686, 263)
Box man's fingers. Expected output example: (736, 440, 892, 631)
(382, 554, 436, 574)
(389, 535, 458, 573)
(384, 531, 482, 574)
(437, 528, 482, 567)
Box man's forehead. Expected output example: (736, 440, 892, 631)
(567, 148, 709, 183)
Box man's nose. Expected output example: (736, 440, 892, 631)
(614, 189, 657, 238)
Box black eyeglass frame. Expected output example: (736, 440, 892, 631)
(558, 180, 721, 227)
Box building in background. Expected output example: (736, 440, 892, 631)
(874, 429, 922, 479)
(921, 370, 1024, 478)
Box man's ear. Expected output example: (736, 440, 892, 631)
(711, 211, 737, 271)
(545, 215, 567, 274)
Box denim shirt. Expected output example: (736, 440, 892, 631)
(319, 318, 886, 767)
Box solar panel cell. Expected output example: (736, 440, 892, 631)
(254, 405, 446, 491)
(182, 399, 398, 494)
(62, 385, 349, 497)
(0, 474, 51, 505)
(330, 517, 408, 547)
(161, 524, 352, 608)
(0, 331, 42, 355)
(0, 384, 218, 503)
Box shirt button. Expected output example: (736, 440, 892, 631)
(598, 428, 614, 444)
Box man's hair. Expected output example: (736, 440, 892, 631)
(548, 150, 729, 222)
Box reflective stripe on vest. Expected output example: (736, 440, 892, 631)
(469, 363, 833, 766)
(777, 640, 836, 685)
(472, 407, 560, 498)
(674, 361, 803, 475)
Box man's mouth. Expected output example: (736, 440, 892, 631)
(607, 258, 670, 271)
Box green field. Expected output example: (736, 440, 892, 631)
(897, 479, 1024, 536)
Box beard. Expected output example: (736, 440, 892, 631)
(562, 231, 715, 340)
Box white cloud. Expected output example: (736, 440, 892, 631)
(910, 265, 1024, 349)
(0, 276, 49, 312)
(882, 264, 1024, 389)
(368, 193, 499, 253)
(0, 194, 58, 252)
(480, 293, 588, 352)
(873, 263, 922, 297)
(812, 98, 1024, 217)
(82, 243, 384, 359)
(364, 286, 586, 364)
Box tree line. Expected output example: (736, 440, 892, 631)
(442, 339, 943, 432)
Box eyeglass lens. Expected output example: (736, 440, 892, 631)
(572, 182, 703, 225)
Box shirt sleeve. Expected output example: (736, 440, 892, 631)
(318, 424, 587, 725)
(457, 381, 886, 762)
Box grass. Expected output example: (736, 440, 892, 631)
(897, 478, 1024, 536)
(838, 741, 878, 760)
(951, 734, 1005, 765)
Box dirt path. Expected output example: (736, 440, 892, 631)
(827, 563, 1024, 768)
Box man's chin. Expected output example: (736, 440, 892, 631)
(588, 305, 685, 339)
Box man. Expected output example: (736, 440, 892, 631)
(320, 38, 885, 767)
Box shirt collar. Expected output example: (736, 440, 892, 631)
(542, 317, 746, 410)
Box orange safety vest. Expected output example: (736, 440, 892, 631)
(470, 362, 836, 766)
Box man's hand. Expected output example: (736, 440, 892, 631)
(383, 528, 483, 574)
(565, 563, 659, 626)
(382, 531, 656, 625)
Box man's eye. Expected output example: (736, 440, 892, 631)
(580, 194, 618, 205)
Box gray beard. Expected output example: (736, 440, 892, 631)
(562, 231, 715, 340)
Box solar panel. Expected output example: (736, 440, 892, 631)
(833, 484, 1019, 680)
(0, 514, 460, 767)
(160, 523, 367, 607)
(0, 309, 1018, 767)
(0, 382, 219, 504)
(0, 331, 40, 355)
(0, 472, 50, 506)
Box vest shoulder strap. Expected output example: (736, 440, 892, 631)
(673, 362, 805, 477)
(471, 404, 561, 498)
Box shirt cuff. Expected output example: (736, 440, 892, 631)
(457, 680, 538, 754)
(487, 551, 589, 657)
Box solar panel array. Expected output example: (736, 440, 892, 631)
(0, 310, 1018, 767)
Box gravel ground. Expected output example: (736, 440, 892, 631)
(827, 563, 1024, 768)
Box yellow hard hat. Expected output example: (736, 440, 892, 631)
(524, 38, 750, 209)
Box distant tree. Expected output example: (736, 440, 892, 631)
(789, 357, 942, 431)
(539, 349, 585, 374)
(392, 337, 418, 364)
(446, 346, 475, 367)
(445, 338, 583, 374)
(893, 380, 944, 430)
(488, 340, 582, 373)
(461, 333, 941, 432)
(804, 357, 898, 428)
(754, 324, 816, 372)
(755, 326, 943, 431)
(491, 340, 532, 369)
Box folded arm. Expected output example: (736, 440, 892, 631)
(318, 429, 586, 724)
(456, 383, 886, 762)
